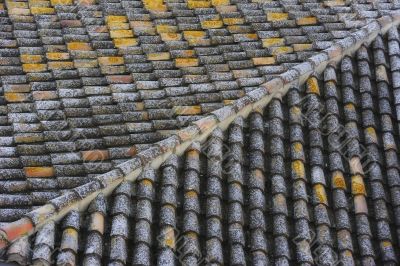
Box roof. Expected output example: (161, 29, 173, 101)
(0, 0, 400, 265)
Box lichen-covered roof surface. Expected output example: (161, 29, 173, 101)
(1, 0, 400, 265)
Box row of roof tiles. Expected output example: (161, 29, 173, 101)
(0, 4, 399, 257)
(3, 41, 400, 263)
(0, 0, 385, 224)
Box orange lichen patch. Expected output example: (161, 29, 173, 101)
(293, 43, 313, 51)
(352, 174, 366, 195)
(106, 15, 127, 23)
(163, 226, 176, 248)
(332, 171, 346, 189)
(141, 179, 153, 187)
(6, 1, 29, 15)
(143, 0, 167, 11)
(325, 81, 336, 88)
(226, 25, 241, 33)
(46, 52, 70, 60)
(381, 241, 392, 248)
(201, 20, 223, 29)
(314, 184, 328, 205)
(186, 232, 198, 240)
(107, 22, 130, 30)
(343, 250, 352, 258)
(212, 0, 229, 5)
(267, 12, 289, 21)
(223, 17, 244, 25)
(174, 105, 202, 115)
(160, 32, 182, 41)
(247, 33, 259, 39)
(188, 0, 211, 9)
(89, 212, 104, 234)
(50, 0, 73, 5)
(291, 106, 301, 115)
(187, 38, 210, 46)
(113, 38, 138, 48)
(183, 31, 206, 39)
(67, 42, 91, 51)
(292, 142, 303, 153)
(364, 127, 378, 143)
(110, 29, 133, 38)
(20, 54, 42, 64)
(48, 61, 74, 70)
(6, 1, 28, 9)
(156, 24, 177, 33)
(292, 160, 305, 179)
(22, 63, 47, 73)
(185, 191, 198, 198)
(61, 228, 78, 250)
(79, 0, 96, 5)
(98, 56, 124, 66)
(4, 92, 29, 103)
(306, 77, 320, 95)
(262, 38, 285, 48)
(147, 52, 171, 61)
(187, 149, 199, 159)
(297, 16, 317, 25)
(175, 58, 199, 68)
(24, 167, 55, 178)
(270, 46, 293, 55)
(82, 150, 110, 161)
(1, 218, 34, 243)
(223, 99, 234, 105)
(252, 57, 275, 66)
(31, 7, 55, 15)
(344, 103, 355, 111)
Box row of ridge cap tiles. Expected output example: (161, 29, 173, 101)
(0, 11, 399, 250)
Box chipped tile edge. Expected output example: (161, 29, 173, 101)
(1, 13, 400, 251)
